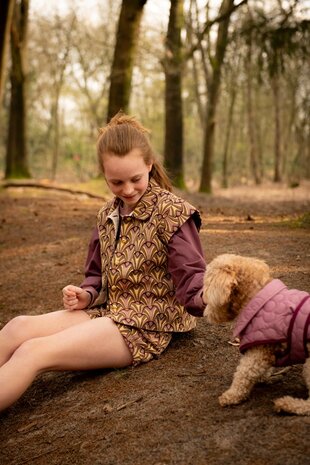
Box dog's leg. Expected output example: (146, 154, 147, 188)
(219, 346, 274, 407)
(274, 358, 310, 416)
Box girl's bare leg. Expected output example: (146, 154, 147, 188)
(0, 310, 90, 367)
(0, 317, 132, 411)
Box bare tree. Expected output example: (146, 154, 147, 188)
(29, 12, 77, 180)
(70, 0, 118, 130)
(49, 14, 76, 180)
(221, 78, 237, 188)
(186, 0, 206, 129)
(199, 0, 242, 193)
(242, 1, 310, 183)
(245, 27, 262, 185)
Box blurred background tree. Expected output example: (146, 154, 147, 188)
(107, 0, 147, 122)
(0, 0, 309, 191)
(0, 0, 15, 103)
(4, 0, 31, 178)
(164, 0, 185, 188)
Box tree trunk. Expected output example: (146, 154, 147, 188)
(48, 14, 75, 181)
(164, 0, 185, 188)
(107, 0, 147, 122)
(0, 0, 15, 103)
(282, 83, 296, 180)
(199, 0, 234, 193)
(245, 32, 261, 185)
(187, 0, 205, 129)
(5, 0, 30, 179)
(222, 86, 236, 188)
(254, 85, 264, 180)
(271, 74, 282, 182)
(51, 97, 60, 181)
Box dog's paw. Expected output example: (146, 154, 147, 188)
(274, 396, 310, 416)
(218, 390, 245, 407)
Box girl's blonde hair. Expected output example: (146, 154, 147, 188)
(97, 112, 172, 191)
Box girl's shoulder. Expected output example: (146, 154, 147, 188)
(97, 198, 117, 218)
(156, 187, 198, 215)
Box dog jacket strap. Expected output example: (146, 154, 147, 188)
(276, 295, 310, 366)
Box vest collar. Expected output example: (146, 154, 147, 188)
(107, 205, 120, 236)
(233, 279, 288, 338)
(106, 178, 160, 222)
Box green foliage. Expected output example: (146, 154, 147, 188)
(5, 167, 31, 179)
(171, 172, 186, 190)
(278, 212, 310, 229)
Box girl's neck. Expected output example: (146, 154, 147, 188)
(120, 203, 133, 216)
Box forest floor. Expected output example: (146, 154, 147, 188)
(0, 181, 309, 465)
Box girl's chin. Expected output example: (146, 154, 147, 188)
(122, 198, 136, 205)
(123, 194, 140, 204)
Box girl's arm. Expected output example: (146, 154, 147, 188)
(167, 216, 207, 317)
(79, 226, 102, 305)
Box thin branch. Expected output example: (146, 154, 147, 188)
(185, 0, 248, 60)
(2, 180, 106, 200)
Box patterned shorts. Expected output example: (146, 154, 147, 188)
(85, 307, 172, 366)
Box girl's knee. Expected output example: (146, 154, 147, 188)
(13, 337, 46, 370)
(2, 315, 32, 339)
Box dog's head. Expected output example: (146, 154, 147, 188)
(203, 254, 271, 324)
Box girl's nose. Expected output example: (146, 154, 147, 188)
(122, 183, 134, 195)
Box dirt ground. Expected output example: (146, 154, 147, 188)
(0, 182, 309, 465)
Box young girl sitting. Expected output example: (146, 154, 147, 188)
(0, 112, 206, 411)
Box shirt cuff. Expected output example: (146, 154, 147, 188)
(82, 287, 99, 307)
(193, 288, 205, 309)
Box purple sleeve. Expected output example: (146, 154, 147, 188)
(167, 216, 206, 317)
(80, 226, 102, 304)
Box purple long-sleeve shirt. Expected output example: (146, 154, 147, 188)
(80, 216, 206, 317)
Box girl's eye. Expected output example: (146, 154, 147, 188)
(111, 177, 140, 186)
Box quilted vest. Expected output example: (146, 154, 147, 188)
(95, 179, 201, 332)
(233, 279, 310, 366)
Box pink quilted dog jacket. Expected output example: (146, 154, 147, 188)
(233, 279, 310, 366)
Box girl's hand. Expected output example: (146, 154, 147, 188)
(62, 285, 91, 311)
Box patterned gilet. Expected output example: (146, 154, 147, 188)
(95, 179, 201, 332)
(233, 279, 310, 366)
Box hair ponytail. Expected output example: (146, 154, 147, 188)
(150, 159, 172, 192)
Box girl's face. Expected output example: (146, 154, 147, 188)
(103, 148, 152, 214)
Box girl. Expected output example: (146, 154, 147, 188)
(0, 113, 206, 411)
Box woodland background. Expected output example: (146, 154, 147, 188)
(0, 0, 309, 194)
(0, 2, 310, 463)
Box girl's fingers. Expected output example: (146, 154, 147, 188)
(62, 286, 88, 311)
(63, 285, 84, 298)
(65, 295, 78, 302)
(64, 300, 78, 310)
(64, 295, 79, 304)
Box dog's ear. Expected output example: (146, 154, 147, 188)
(203, 265, 238, 320)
